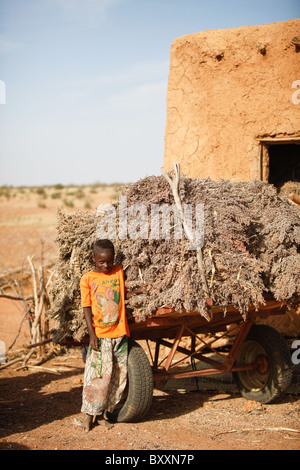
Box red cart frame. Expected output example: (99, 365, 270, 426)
(129, 296, 287, 383)
(63, 295, 293, 421)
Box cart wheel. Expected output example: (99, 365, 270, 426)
(111, 340, 153, 423)
(233, 324, 293, 404)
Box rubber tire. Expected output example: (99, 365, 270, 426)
(111, 340, 153, 423)
(233, 324, 293, 404)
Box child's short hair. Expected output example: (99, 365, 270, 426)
(93, 239, 115, 257)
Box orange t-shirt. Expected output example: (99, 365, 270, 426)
(80, 265, 130, 339)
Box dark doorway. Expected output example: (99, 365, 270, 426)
(268, 144, 300, 190)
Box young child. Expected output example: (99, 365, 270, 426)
(80, 239, 144, 432)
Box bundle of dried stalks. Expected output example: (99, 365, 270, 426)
(48, 170, 300, 342)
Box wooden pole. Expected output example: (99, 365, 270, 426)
(161, 163, 210, 298)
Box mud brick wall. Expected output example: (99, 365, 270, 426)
(164, 19, 300, 182)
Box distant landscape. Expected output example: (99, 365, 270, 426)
(0, 182, 123, 211)
(0, 182, 124, 270)
(0, 182, 125, 350)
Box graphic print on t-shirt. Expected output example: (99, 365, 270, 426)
(92, 279, 120, 327)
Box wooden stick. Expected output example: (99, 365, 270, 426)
(0, 294, 33, 301)
(7, 304, 33, 351)
(26, 337, 54, 349)
(18, 348, 35, 369)
(28, 256, 38, 310)
(161, 163, 209, 297)
(32, 350, 56, 366)
(0, 261, 54, 279)
(0, 357, 24, 370)
(27, 256, 46, 352)
(46, 269, 56, 289)
(215, 427, 300, 437)
(27, 365, 61, 374)
(138, 268, 144, 283)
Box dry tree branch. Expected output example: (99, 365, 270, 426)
(7, 303, 33, 351)
(0, 356, 25, 370)
(0, 294, 33, 301)
(161, 163, 210, 298)
(214, 427, 300, 438)
(26, 256, 47, 356)
(46, 269, 56, 290)
(18, 348, 35, 369)
(1, 249, 57, 369)
(26, 337, 54, 349)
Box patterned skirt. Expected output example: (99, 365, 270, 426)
(81, 336, 128, 417)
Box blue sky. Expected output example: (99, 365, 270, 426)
(0, 0, 299, 186)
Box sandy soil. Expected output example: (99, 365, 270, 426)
(0, 186, 299, 451)
(1, 349, 300, 451)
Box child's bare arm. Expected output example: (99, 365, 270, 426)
(83, 306, 98, 351)
(126, 283, 149, 300)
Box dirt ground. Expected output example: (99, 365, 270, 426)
(0, 186, 299, 451)
(1, 348, 300, 452)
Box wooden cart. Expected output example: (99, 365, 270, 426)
(109, 295, 293, 422)
(65, 296, 293, 423)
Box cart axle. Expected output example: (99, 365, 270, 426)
(153, 359, 262, 382)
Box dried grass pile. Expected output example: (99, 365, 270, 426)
(48, 175, 300, 342)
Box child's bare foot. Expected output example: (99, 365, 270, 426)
(95, 413, 114, 429)
(81, 414, 93, 432)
